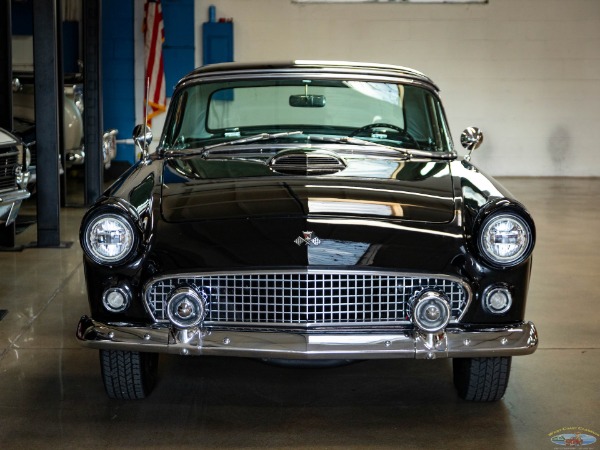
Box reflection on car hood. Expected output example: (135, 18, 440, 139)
(160, 159, 456, 224)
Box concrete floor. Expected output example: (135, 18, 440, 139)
(0, 177, 598, 450)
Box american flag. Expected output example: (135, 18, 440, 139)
(143, 0, 166, 125)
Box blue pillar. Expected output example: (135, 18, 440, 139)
(102, 0, 135, 164)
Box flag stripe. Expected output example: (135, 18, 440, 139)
(144, 0, 166, 126)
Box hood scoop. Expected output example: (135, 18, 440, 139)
(269, 150, 346, 175)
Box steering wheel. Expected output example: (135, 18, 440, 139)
(348, 122, 419, 148)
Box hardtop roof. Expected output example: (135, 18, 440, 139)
(178, 60, 439, 91)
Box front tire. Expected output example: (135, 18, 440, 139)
(99, 350, 159, 400)
(453, 356, 511, 402)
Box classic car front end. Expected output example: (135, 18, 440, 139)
(0, 128, 30, 229)
(77, 61, 537, 402)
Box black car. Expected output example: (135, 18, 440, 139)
(77, 61, 537, 402)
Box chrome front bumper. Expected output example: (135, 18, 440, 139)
(76, 316, 538, 360)
(0, 188, 30, 226)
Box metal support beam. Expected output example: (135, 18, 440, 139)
(83, 0, 103, 205)
(0, 0, 16, 247)
(33, 0, 62, 247)
(56, 1, 66, 208)
(0, 0, 12, 129)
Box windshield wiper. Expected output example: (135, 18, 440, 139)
(164, 131, 304, 157)
(307, 135, 412, 159)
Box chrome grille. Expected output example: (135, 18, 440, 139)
(0, 151, 19, 191)
(144, 271, 469, 327)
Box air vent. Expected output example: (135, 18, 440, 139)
(269, 151, 346, 175)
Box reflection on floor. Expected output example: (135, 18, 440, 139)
(0, 178, 598, 449)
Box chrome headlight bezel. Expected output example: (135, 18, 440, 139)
(102, 285, 132, 313)
(482, 284, 513, 315)
(477, 211, 534, 268)
(82, 210, 139, 266)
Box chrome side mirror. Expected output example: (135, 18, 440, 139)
(460, 127, 483, 162)
(133, 124, 153, 160)
(12, 78, 22, 92)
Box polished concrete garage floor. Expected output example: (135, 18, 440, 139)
(0, 178, 598, 450)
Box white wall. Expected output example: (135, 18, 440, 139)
(194, 0, 600, 176)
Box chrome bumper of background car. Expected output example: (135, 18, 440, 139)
(76, 316, 538, 360)
(0, 188, 30, 226)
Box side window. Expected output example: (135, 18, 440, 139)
(425, 94, 443, 149)
(434, 100, 454, 152)
(164, 91, 188, 146)
(404, 86, 450, 152)
(404, 86, 433, 145)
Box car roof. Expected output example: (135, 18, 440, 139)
(178, 60, 439, 91)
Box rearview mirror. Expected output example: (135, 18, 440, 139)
(289, 95, 326, 108)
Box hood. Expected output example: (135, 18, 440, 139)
(152, 158, 461, 272)
(160, 158, 456, 224)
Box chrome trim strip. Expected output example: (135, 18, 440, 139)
(0, 189, 31, 205)
(143, 269, 473, 325)
(190, 60, 432, 80)
(0, 188, 30, 204)
(182, 73, 440, 99)
(77, 317, 538, 360)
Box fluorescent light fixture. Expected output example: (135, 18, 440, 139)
(293, 0, 487, 3)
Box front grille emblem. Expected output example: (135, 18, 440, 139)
(294, 231, 321, 247)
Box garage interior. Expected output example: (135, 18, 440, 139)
(1, 1, 599, 449)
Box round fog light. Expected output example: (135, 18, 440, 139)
(167, 287, 206, 329)
(102, 287, 131, 313)
(412, 290, 451, 333)
(483, 285, 512, 314)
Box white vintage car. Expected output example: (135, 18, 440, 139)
(12, 76, 118, 184)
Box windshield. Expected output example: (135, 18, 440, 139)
(162, 78, 453, 153)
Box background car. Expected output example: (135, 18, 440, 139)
(77, 61, 537, 402)
(0, 127, 30, 231)
(11, 74, 118, 189)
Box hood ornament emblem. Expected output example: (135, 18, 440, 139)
(294, 231, 321, 247)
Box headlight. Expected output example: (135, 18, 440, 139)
(17, 143, 24, 166)
(24, 145, 31, 169)
(17, 143, 31, 170)
(83, 213, 136, 264)
(478, 213, 533, 266)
